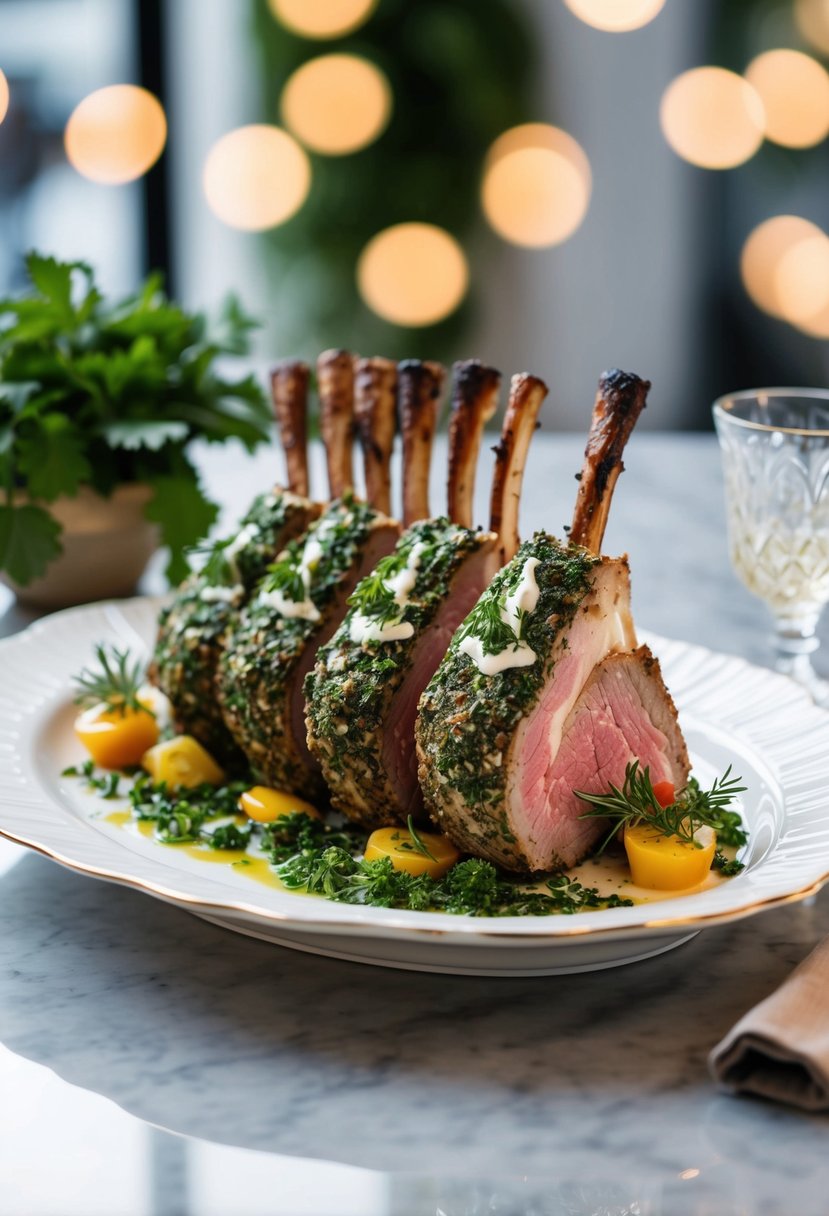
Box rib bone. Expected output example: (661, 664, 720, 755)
(270, 360, 310, 497)
(317, 349, 355, 499)
(354, 356, 397, 514)
(570, 369, 650, 554)
(489, 372, 548, 564)
(397, 360, 445, 526)
(446, 360, 500, 528)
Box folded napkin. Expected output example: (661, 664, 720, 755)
(709, 935, 829, 1112)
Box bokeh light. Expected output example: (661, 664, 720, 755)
(745, 49, 829, 148)
(0, 70, 9, 125)
(740, 215, 826, 318)
(281, 54, 391, 155)
(64, 85, 167, 185)
(660, 67, 764, 169)
(203, 125, 311, 231)
(481, 124, 591, 248)
(774, 232, 829, 324)
(357, 223, 468, 327)
(267, 0, 377, 39)
(563, 0, 665, 31)
(795, 0, 829, 56)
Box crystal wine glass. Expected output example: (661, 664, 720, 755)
(713, 388, 829, 706)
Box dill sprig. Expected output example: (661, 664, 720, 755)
(188, 536, 237, 587)
(576, 762, 747, 854)
(402, 815, 437, 861)
(455, 594, 518, 657)
(263, 543, 305, 603)
(347, 556, 403, 625)
(73, 644, 151, 716)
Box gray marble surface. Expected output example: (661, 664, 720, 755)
(1, 434, 829, 1216)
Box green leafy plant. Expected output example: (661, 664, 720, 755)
(0, 253, 272, 586)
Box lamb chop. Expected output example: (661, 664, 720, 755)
(216, 351, 401, 795)
(149, 360, 321, 766)
(305, 361, 547, 829)
(416, 369, 690, 874)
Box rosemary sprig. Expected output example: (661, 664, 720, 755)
(576, 762, 747, 854)
(73, 644, 151, 716)
(401, 815, 437, 861)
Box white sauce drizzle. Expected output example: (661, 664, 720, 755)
(200, 584, 241, 604)
(459, 556, 540, 676)
(258, 524, 334, 622)
(349, 542, 426, 644)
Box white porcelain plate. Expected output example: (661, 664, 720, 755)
(1, 597, 828, 976)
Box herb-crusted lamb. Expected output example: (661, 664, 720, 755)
(416, 370, 690, 874)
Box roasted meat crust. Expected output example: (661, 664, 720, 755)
(398, 359, 445, 526)
(317, 349, 355, 499)
(270, 360, 310, 497)
(354, 356, 397, 515)
(446, 360, 500, 527)
(570, 369, 650, 553)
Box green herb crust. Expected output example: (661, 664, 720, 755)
(216, 494, 392, 794)
(416, 533, 599, 864)
(150, 489, 316, 765)
(305, 518, 488, 828)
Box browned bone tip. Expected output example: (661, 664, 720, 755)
(447, 360, 501, 528)
(489, 372, 548, 564)
(270, 360, 310, 497)
(570, 368, 650, 554)
(317, 349, 355, 500)
(354, 356, 397, 515)
(398, 360, 445, 526)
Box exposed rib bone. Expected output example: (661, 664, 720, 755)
(446, 360, 500, 528)
(270, 360, 310, 497)
(397, 360, 445, 526)
(489, 372, 548, 564)
(317, 349, 356, 499)
(354, 356, 398, 514)
(570, 369, 650, 554)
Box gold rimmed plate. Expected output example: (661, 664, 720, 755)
(1, 597, 828, 976)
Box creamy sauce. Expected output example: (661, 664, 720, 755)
(259, 527, 328, 622)
(200, 584, 241, 604)
(349, 541, 426, 645)
(460, 556, 541, 675)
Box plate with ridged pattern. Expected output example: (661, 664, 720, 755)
(0, 597, 828, 976)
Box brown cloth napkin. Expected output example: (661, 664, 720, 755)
(709, 936, 829, 1112)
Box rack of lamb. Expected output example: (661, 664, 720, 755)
(306, 361, 547, 829)
(415, 369, 690, 874)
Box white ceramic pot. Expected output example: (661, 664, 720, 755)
(2, 484, 161, 609)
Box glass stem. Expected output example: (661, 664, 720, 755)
(770, 611, 828, 705)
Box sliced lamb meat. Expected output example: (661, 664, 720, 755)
(416, 368, 690, 873)
(306, 364, 547, 829)
(149, 360, 320, 766)
(216, 354, 400, 794)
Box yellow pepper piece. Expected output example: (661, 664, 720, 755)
(142, 736, 224, 788)
(624, 821, 716, 890)
(364, 825, 460, 879)
(74, 702, 159, 770)
(238, 786, 321, 824)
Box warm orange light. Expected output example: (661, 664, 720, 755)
(740, 215, 825, 318)
(482, 124, 591, 248)
(357, 223, 468, 327)
(267, 0, 377, 39)
(64, 85, 166, 185)
(796, 299, 829, 338)
(745, 49, 829, 148)
(203, 124, 311, 231)
(563, 0, 665, 31)
(0, 70, 9, 125)
(281, 54, 391, 155)
(774, 233, 829, 324)
(660, 67, 764, 169)
(795, 0, 829, 56)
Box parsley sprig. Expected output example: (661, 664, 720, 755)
(73, 644, 151, 716)
(576, 762, 747, 856)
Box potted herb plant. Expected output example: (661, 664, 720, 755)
(0, 254, 272, 608)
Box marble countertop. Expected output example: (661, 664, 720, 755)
(1, 434, 828, 1216)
